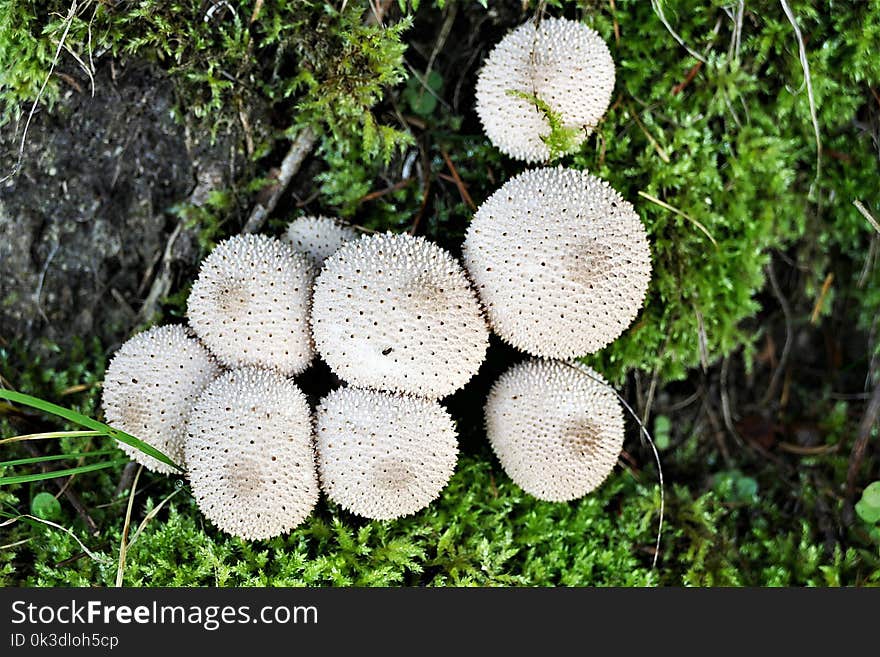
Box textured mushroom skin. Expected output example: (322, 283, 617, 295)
(185, 367, 318, 540)
(315, 387, 458, 520)
(282, 215, 359, 268)
(187, 234, 315, 375)
(311, 233, 490, 399)
(475, 16, 615, 162)
(485, 359, 624, 502)
(101, 325, 221, 474)
(463, 166, 651, 359)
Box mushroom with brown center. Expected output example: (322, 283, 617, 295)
(101, 324, 221, 474)
(475, 16, 615, 162)
(311, 232, 490, 399)
(185, 367, 319, 540)
(186, 234, 314, 375)
(282, 215, 359, 268)
(485, 358, 624, 501)
(463, 166, 651, 359)
(315, 387, 458, 520)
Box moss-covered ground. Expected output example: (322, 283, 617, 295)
(1, 0, 879, 585)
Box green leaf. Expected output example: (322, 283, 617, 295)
(860, 481, 880, 509)
(0, 458, 131, 486)
(30, 492, 61, 521)
(0, 389, 180, 471)
(855, 500, 880, 525)
(0, 448, 118, 468)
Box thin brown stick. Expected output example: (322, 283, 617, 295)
(439, 149, 475, 210)
(672, 61, 703, 95)
(846, 382, 880, 500)
(242, 126, 318, 234)
(358, 177, 415, 204)
(763, 261, 793, 406)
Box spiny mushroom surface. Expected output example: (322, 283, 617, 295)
(282, 215, 359, 268)
(185, 367, 318, 540)
(475, 16, 615, 162)
(187, 234, 314, 375)
(311, 232, 490, 399)
(463, 166, 651, 358)
(315, 387, 458, 520)
(101, 324, 220, 474)
(485, 358, 624, 502)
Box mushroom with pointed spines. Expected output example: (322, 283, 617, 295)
(315, 387, 458, 520)
(185, 367, 319, 540)
(463, 166, 651, 359)
(485, 358, 624, 502)
(311, 232, 490, 399)
(186, 234, 314, 376)
(475, 16, 615, 162)
(282, 215, 359, 268)
(101, 324, 221, 474)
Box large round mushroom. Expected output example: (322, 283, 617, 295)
(185, 367, 319, 540)
(315, 387, 458, 520)
(187, 234, 314, 376)
(311, 232, 489, 399)
(485, 358, 624, 502)
(475, 16, 615, 162)
(463, 166, 651, 359)
(101, 325, 221, 474)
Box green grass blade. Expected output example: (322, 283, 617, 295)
(0, 458, 131, 486)
(0, 448, 119, 468)
(0, 389, 181, 471)
(0, 430, 103, 446)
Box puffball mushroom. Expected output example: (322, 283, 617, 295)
(185, 367, 319, 540)
(101, 324, 220, 474)
(282, 215, 359, 268)
(187, 234, 314, 376)
(315, 387, 458, 520)
(475, 16, 615, 162)
(463, 166, 651, 359)
(311, 232, 490, 399)
(485, 358, 624, 502)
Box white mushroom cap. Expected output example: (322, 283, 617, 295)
(485, 358, 624, 501)
(463, 166, 651, 358)
(185, 367, 318, 540)
(281, 215, 359, 268)
(311, 232, 490, 399)
(101, 325, 220, 474)
(186, 234, 314, 375)
(475, 16, 615, 162)
(315, 387, 458, 520)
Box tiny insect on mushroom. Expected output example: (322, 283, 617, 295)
(311, 232, 490, 399)
(101, 324, 221, 474)
(463, 166, 652, 359)
(485, 358, 625, 502)
(186, 233, 314, 376)
(315, 387, 458, 520)
(475, 16, 615, 162)
(281, 215, 360, 268)
(185, 367, 319, 540)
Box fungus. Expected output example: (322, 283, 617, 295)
(282, 215, 359, 268)
(187, 234, 314, 375)
(475, 16, 615, 162)
(101, 324, 220, 474)
(315, 387, 458, 520)
(463, 166, 651, 358)
(185, 367, 318, 540)
(485, 358, 624, 502)
(311, 232, 490, 399)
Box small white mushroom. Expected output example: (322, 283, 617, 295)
(101, 325, 220, 474)
(186, 234, 314, 375)
(311, 232, 490, 399)
(475, 16, 615, 162)
(282, 215, 359, 268)
(315, 387, 458, 520)
(463, 166, 651, 359)
(485, 358, 624, 502)
(185, 367, 318, 540)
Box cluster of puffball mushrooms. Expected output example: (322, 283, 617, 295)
(100, 17, 652, 540)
